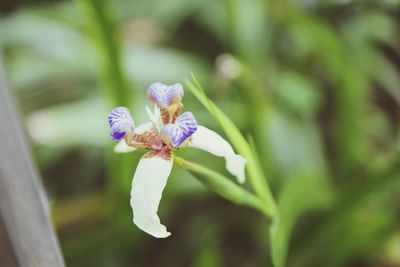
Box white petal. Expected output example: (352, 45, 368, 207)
(153, 105, 162, 130)
(146, 105, 154, 120)
(225, 154, 247, 184)
(134, 121, 153, 134)
(189, 126, 247, 183)
(146, 105, 162, 133)
(113, 122, 154, 153)
(114, 139, 137, 153)
(130, 156, 173, 238)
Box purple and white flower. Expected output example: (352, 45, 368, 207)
(108, 82, 247, 238)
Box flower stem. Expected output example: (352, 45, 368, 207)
(75, 0, 132, 107)
(75, 0, 135, 210)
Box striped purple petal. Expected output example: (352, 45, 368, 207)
(175, 111, 197, 140)
(147, 82, 184, 108)
(165, 84, 184, 106)
(160, 111, 197, 148)
(160, 124, 182, 148)
(108, 107, 135, 141)
(147, 83, 166, 107)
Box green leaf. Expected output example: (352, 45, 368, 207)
(175, 157, 268, 216)
(224, 0, 269, 63)
(184, 74, 278, 218)
(269, 174, 332, 267)
(292, 160, 400, 267)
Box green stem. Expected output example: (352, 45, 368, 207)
(76, 0, 132, 107)
(224, 0, 239, 53)
(76, 0, 135, 208)
(175, 157, 269, 217)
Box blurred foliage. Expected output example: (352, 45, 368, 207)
(1, 0, 400, 266)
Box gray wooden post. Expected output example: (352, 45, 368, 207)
(0, 216, 18, 267)
(0, 57, 65, 267)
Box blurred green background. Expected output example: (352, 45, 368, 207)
(1, 0, 400, 266)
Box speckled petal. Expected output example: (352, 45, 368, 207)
(113, 122, 154, 153)
(108, 107, 135, 141)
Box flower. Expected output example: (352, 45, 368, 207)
(108, 82, 247, 238)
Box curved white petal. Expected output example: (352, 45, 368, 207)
(114, 139, 137, 153)
(135, 122, 153, 134)
(189, 126, 247, 183)
(113, 122, 154, 153)
(130, 156, 173, 238)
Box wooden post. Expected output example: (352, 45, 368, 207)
(0, 57, 65, 267)
(0, 216, 18, 267)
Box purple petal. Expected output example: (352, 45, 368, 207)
(165, 84, 184, 106)
(175, 111, 197, 141)
(160, 124, 182, 148)
(108, 107, 135, 141)
(147, 83, 166, 107)
(160, 111, 197, 148)
(147, 82, 184, 107)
